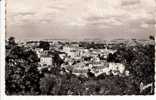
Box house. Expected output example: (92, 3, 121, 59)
(35, 48, 43, 58)
(108, 62, 125, 75)
(39, 56, 53, 70)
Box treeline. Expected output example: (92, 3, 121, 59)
(79, 42, 106, 49)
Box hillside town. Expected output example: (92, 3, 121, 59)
(5, 36, 155, 95)
(17, 39, 130, 77)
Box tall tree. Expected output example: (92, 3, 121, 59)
(6, 43, 41, 95)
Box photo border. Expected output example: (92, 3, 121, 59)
(1, 0, 156, 99)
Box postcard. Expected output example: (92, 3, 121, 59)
(1, 0, 156, 96)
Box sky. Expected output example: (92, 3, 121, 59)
(6, 0, 156, 40)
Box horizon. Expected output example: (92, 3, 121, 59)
(6, 36, 153, 41)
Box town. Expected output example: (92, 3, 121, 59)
(5, 36, 155, 95)
(17, 39, 129, 77)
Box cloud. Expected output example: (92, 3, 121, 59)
(85, 16, 123, 28)
(15, 12, 35, 16)
(144, 19, 156, 25)
(140, 18, 156, 28)
(85, 16, 106, 22)
(39, 19, 53, 24)
(48, 6, 66, 11)
(121, 0, 140, 6)
(121, 0, 156, 21)
(140, 23, 149, 28)
(6, 0, 156, 40)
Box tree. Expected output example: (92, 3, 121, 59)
(8, 36, 16, 45)
(39, 72, 62, 95)
(149, 35, 155, 40)
(39, 41, 50, 50)
(6, 37, 17, 50)
(106, 42, 155, 95)
(6, 43, 41, 95)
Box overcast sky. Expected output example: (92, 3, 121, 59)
(6, 0, 156, 40)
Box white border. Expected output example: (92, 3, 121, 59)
(0, 0, 5, 98)
(0, 0, 156, 100)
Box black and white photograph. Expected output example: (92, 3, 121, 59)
(3, 0, 156, 96)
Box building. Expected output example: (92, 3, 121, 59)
(108, 62, 126, 75)
(35, 48, 43, 58)
(40, 56, 53, 67)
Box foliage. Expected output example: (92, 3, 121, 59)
(6, 38, 40, 95)
(39, 41, 50, 50)
(149, 35, 155, 40)
(5, 37, 155, 95)
(106, 41, 155, 94)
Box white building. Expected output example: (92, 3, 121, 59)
(108, 62, 125, 75)
(35, 48, 43, 58)
(40, 56, 53, 67)
(63, 46, 83, 58)
(92, 62, 127, 76)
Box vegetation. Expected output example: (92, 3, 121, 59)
(39, 41, 50, 50)
(6, 37, 40, 95)
(5, 37, 155, 95)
